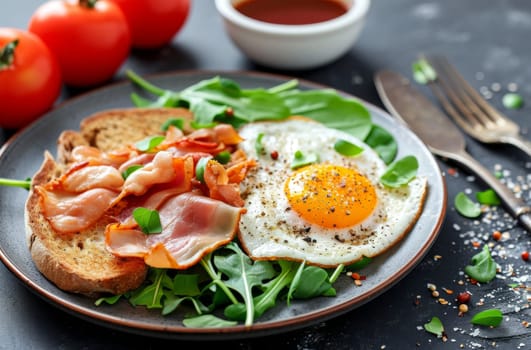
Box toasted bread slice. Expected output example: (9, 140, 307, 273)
(24, 107, 194, 296)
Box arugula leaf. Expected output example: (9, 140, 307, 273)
(470, 309, 503, 327)
(128, 269, 170, 308)
(214, 243, 277, 326)
(291, 265, 335, 299)
(94, 294, 122, 306)
(224, 260, 299, 321)
(464, 245, 497, 283)
(379, 155, 418, 187)
(183, 314, 238, 328)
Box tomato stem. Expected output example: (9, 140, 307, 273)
(79, 0, 98, 9)
(0, 39, 18, 70)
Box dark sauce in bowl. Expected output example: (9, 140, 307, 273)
(234, 0, 349, 25)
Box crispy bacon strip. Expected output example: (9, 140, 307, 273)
(37, 187, 118, 233)
(105, 192, 245, 269)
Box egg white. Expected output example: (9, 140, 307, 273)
(237, 119, 428, 267)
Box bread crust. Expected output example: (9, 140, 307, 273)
(24, 108, 194, 296)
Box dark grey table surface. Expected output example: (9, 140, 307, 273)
(1, 1, 530, 349)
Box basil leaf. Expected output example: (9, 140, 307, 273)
(455, 192, 482, 218)
(476, 189, 501, 206)
(464, 245, 497, 283)
(470, 309, 503, 327)
(133, 207, 162, 235)
(334, 139, 364, 157)
(379, 155, 418, 188)
(424, 316, 444, 337)
(135, 135, 165, 152)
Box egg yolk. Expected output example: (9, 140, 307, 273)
(284, 164, 377, 228)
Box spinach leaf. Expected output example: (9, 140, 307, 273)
(455, 192, 482, 218)
(424, 316, 444, 337)
(470, 309, 503, 327)
(364, 125, 398, 164)
(132, 207, 162, 234)
(280, 89, 373, 140)
(379, 155, 418, 187)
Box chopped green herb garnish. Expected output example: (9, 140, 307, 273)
(379, 155, 418, 188)
(133, 207, 162, 235)
(424, 316, 444, 337)
(291, 150, 319, 169)
(454, 192, 481, 218)
(476, 189, 501, 206)
(412, 58, 437, 85)
(470, 309, 503, 327)
(122, 165, 143, 179)
(161, 118, 185, 131)
(135, 135, 165, 152)
(214, 151, 231, 164)
(334, 139, 364, 157)
(255, 132, 265, 155)
(464, 245, 497, 283)
(502, 93, 523, 109)
(195, 157, 210, 183)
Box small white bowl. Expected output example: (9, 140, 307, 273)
(215, 0, 370, 70)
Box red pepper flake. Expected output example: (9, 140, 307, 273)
(470, 278, 478, 285)
(471, 241, 481, 248)
(492, 230, 502, 241)
(456, 291, 471, 304)
(522, 251, 529, 261)
(225, 107, 234, 117)
(270, 150, 279, 160)
(447, 167, 457, 176)
(351, 272, 361, 280)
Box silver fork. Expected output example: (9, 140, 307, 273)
(423, 55, 531, 157)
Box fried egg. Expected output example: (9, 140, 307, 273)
(237, 119, 428, 267)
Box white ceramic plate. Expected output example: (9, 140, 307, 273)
(0, 71, 446, 340)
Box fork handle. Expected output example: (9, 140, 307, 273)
(449, 150, 531, 233)
(500, 134, 531, 157)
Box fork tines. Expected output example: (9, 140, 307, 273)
(421, 54, 531, 156)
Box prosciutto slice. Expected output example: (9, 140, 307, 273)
(105, 192, 245, 269)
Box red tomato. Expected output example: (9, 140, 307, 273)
(28, 0, 131, 87)
(110, 0, 190, 49)
(0, 28, 62, 129)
